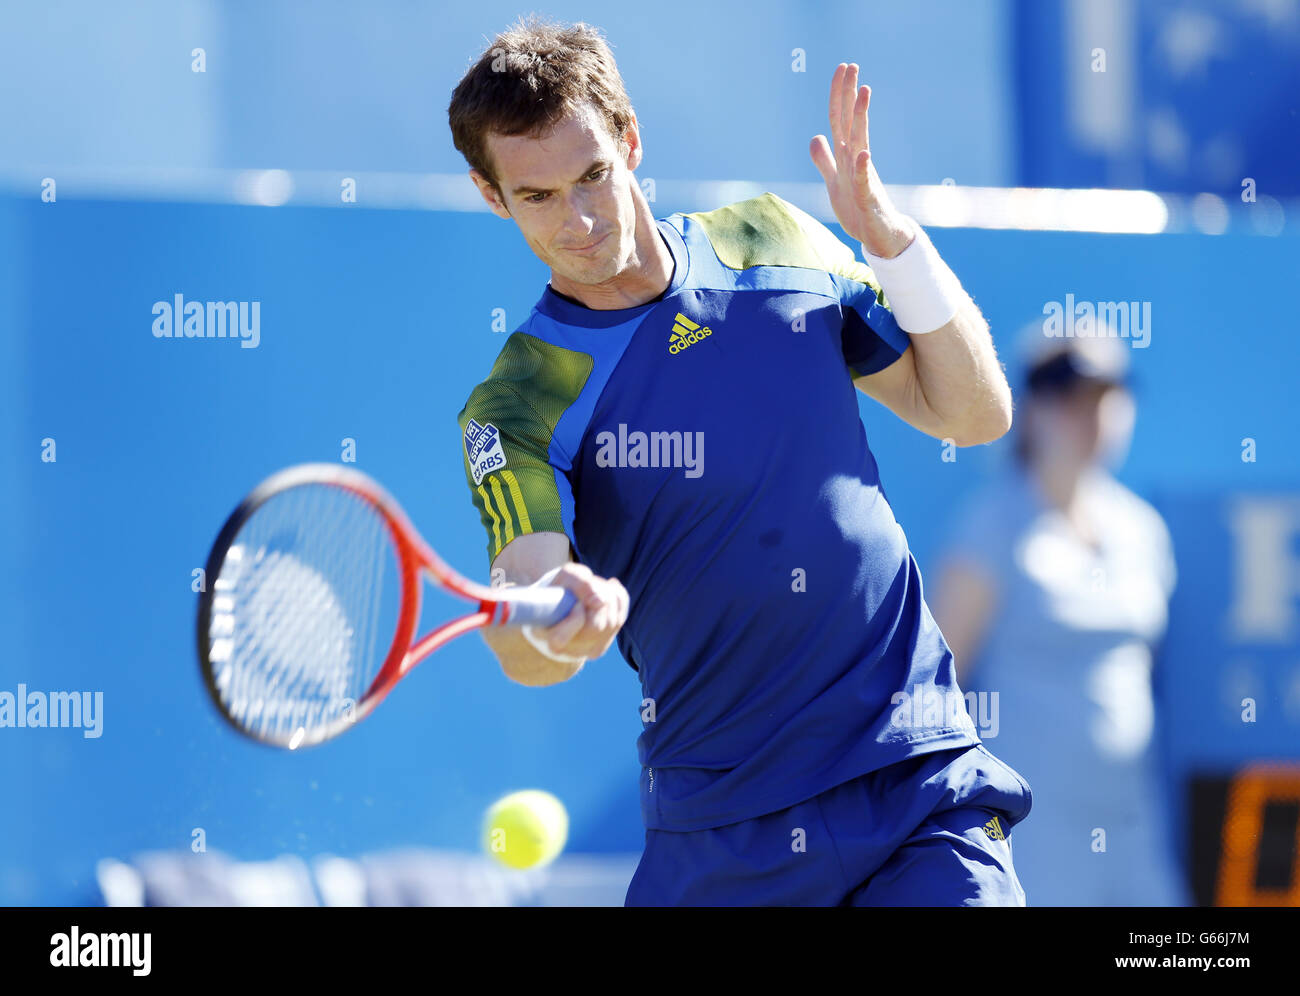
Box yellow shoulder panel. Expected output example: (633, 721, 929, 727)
(686, 192, 887, 300)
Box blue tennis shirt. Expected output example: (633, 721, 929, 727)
(458, 192, 979, 831)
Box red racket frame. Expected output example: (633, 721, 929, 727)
(197, 464, 570, 748)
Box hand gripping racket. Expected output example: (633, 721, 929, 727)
(196, 463, 576, 749)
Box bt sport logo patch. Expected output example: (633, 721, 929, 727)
(465, 419, 507, 486)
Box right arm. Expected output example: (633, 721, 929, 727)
(457, 338, 626, 685)
(482, 531, 628, 687)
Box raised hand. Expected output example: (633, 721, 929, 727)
(809, 63, 914, 259)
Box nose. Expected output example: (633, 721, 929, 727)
(560, 190, 599, 243)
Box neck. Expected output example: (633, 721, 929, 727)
(548, 184, 672, 310)
(1030, 455, 1087, 513)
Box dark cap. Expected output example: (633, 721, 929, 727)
(1016, 321, 1131, 394)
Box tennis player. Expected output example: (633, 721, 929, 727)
(449, 17, 1031, 906)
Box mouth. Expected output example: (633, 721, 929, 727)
(565, 233, 609, 255)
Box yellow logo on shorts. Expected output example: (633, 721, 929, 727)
(982, 815, 1006, 841)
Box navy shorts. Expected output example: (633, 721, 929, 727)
(625, 743, 1033, 906)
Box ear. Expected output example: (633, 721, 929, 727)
(622, 114, 644, 171)
(469, 169, 512, 219)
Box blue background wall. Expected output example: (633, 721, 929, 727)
(2, 0, 1298, 904)
(0, 0, 1015, 186)
(3, 195, 1297, 903)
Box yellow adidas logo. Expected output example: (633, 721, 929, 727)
(982, 816, 1006, 842)
(668, 312, 713, 354)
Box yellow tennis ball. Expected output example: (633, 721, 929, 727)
(483, 789, 569, 869)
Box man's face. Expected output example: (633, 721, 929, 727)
(1029, 379, 1130, 467)
(474, 102, 640, 289)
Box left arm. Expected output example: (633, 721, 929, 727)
(853, 281, 1011, 446)
(811, 63, 1011, 446)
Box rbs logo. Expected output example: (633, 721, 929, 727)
(464, 418, 508, 486)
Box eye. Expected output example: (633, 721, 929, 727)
(586, 168, 607, 182)
(526, 192, 548, 204)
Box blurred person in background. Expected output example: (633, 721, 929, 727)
(932, 323, 1189, 906)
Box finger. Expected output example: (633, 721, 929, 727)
(849, 84, 870, 163)
(828, 63, 847, 149)
(545, 601, 586, 646)
(587, 600, 611, 635)
(576, 587, 611, 636)
(598, 579, 625, 627)
(614, 580, 629, 625)
(853, 148, 871, 190)
(559, 561, 594, 581)
(603, 578, 626, 629)
(809, 135, 837, 185)
(581, 578, 612, 612)
(556, 569, 599, 604)
(862, 82, 872, 154)
(840, 64, 859, 160)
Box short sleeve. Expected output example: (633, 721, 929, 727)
(1156, 518, 1177, 600)
(1142, 501, 1178, 601)
(456, 333, 591, 566)
(779, 196, 911, 377)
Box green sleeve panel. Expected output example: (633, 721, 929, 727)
(456, 331, 594, 566)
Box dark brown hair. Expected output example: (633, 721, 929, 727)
(448, 17, 636, 196)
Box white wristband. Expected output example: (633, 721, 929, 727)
(861, 222, 965, 334)
(520, 566, 586, 665)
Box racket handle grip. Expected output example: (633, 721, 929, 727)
(500, 586, 578, 628)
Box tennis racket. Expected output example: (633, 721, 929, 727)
(196, 463, 576, 749)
